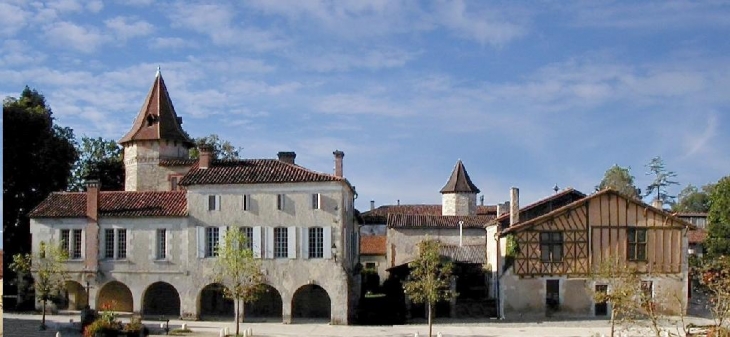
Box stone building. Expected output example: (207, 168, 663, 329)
(29, 71, 360, 324)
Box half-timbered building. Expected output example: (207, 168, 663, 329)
(499, 189, 692, 318)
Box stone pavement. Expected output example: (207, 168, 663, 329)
(2, 312, 718, 337)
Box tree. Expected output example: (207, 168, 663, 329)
(211, 229, 266, 336)
(672, 183, 714, 213)
(644, 156, 679, 208)
(190, 134, 242, 160)
(68, 136, 124, 191)
(706, 176, 730, 258)
(590, 257, 643, 337)
(597, 165, 640, 199)
(10, 240, 69, 330)
(3, 87, 77, 301)
(403, 239, 455, 337)
(699, 255, 730, 330)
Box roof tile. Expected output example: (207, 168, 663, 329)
(387, 213, 495, 229)
(360, 235, 386, 255)
(29, 191, 187, 218)
(179, 159, 343, 186)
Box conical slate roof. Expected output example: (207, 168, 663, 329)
(439, 160, 480, 194)
(119, 69, 194, 147)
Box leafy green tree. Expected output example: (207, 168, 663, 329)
(190, 134, 242, 160)
(672, 183, 714, 213)
(644, 156, 679, 208)
(3, 87, 77, 299)
(211, 229, 266, 336)
(10, 240, 69, 330)
(699, 255, 730, 329)
(403, 239, 455, 337)
(706, 176, 730, 258)
(68, 136, 124, 191)
(597, 165, 640, 199)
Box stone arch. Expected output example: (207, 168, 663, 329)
(244, 284, 283, 321)
(97, 281, 133, 312)
(199, 283, 233, 319)
(292, 284, 331, 320)
(62, 281, 87, 310)
(142, 282, 181, 317)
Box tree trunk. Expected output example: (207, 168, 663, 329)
(428, 302, 433, 337)
(235, 299, 240, 336)
(41, 299, 47, 330)
(610, 307, 616, 337)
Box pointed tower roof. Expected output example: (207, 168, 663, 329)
(440, 160, 480, 194)
(119, 69, 194, 147)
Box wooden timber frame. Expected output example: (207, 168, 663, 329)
(503, 189, 692, 278)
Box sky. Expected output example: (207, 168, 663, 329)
(1, 0, 729, 228)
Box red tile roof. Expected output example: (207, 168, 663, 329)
(179, 159, 344, 186)
(159, 159, 197, 167)
(440, 244, 486, 264)
(688, 229, 707, 244)
(360, 235, 386, 255)
(440, 160, 480, 194)
(29, 191, 187, 218)
(387, 213, 496, 229)
(362, 204, 497, 224)
(119, 71, 194, 146)
(494, 188, 586, 224)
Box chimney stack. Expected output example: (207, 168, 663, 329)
(370, 200, 375, 211)
(277, 151, 296, 165)
(652, 199, 664, 210)
(510, 187, 520, 226)
(333, 150, 344, 177)
(199, 145, 214, 169)
(497, 201, 510, 217)
(86, 180, 100, 221)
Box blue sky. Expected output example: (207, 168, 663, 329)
(1, 0, 729, 221)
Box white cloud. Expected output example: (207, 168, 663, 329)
(87, 0, 103, 13)
(148, 37, 195, 50)
(315, 93, 413, 117)
(433, 0, 527, 46)
(44, 21, 106, 53)
(105, 16, 154, 40)
(564, 1, 730, 29)
(292, 48, 418, 72)
(0, 3, 29, 36)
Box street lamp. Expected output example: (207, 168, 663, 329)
(84, 272, 95, 308)
(331, 243, 337, 262)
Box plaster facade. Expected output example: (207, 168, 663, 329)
(386, 227, 485, 268)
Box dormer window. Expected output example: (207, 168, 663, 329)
(146, 114, 158, 126)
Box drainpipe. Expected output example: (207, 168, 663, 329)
(494, 230, 502, 319)
(459, 221, 464, 247)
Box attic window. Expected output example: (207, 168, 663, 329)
(146, 114, 158, 126)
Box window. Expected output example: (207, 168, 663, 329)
(72, 229, 82, 259)
(60, 229, 83, 259)
(208, 195, 221, 211)
(277, 194, 285, 210)
(240, 227, 253, 251)
(627, 228, 647, 261)
(104, 228, 126, 260)
(641, 280, 653, 300)
(156, 229, 167, 260)
(170, 176, 179, 191)
(312, 193, 320, 210)
(274, 227, 288, 258)
(365, 262, 376, 270)
(206, 227, 220, 257)
(308, 227, 324, 258)
(540, 232, 563, 262)
(242, 194, 250, 211)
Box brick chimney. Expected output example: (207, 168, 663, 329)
(85, 180, 100, 272)
(277, 151, 296, 164)
(333, 150, 344, 177)
(510, 187, 520, 226)
(199, 144, 214, 169)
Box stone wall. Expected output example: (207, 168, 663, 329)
(387, 227, 485, 268)
(441, 193, 477, 216)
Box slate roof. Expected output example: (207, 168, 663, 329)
(387, 213, 496, 229)
(361, 204, 497, 224)
(501, 189, 695, 235)
(29, 191, 187, 218)
(494, 188, 587, 227)
(119, 70, 194, 146)
(360, 235, 387, 255)
(440, 244, 486, 264)
(440, 160, 480, 194)
(179, 159, 343, 186)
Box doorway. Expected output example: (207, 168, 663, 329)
(595, 285, 608, 316)
(545, 280, 560, 314)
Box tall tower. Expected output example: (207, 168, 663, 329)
(440, 160, 480, 216)
(119, 69, 194, 191)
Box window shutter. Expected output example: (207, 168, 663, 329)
(253, 226, 262, 258)
(216, 195, 222, 211)
(80, 229, 86, 259)
(265, 227, 274, 259)
(288, 226, 297, 259)
(196, 226, 205, 258)
(301, 227, 309, 259)
(323, 226, 332, 259)
(219, 226, 228, 250)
